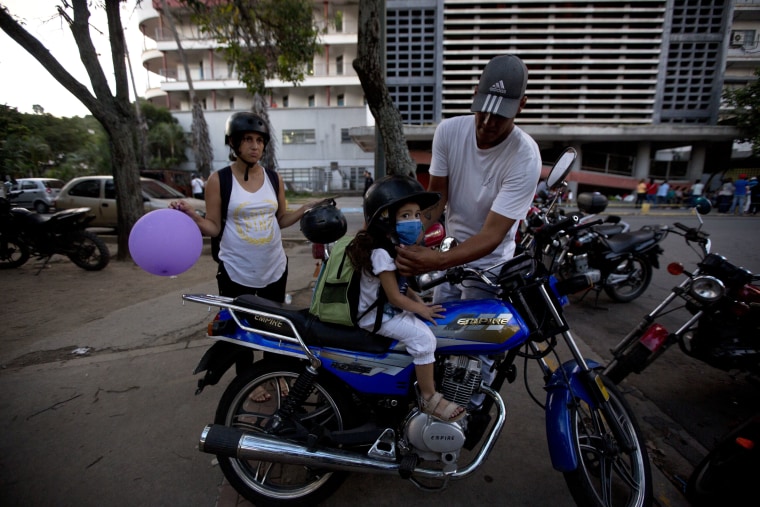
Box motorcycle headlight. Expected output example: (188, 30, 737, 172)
(689, 275, 725, 303)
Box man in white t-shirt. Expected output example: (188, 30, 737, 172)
(396, 54, 541, 277)
(395, 54, 542, 408)
(191, 173, 205, 199)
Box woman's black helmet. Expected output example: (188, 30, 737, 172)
(363, 175, 439, 233)
(300, 199, 347, 244)
(225, 112, 270, 151)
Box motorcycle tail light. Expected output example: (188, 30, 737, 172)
(736, 437, 755, 450)
(667, 262, 684, 275)
(640, 323, 669, 352)
(311, 243, 325, 259)
(689, 276, 725, 303)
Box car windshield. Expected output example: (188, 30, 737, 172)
(44, 180, 64, 189)
(141, 179, 184, 199)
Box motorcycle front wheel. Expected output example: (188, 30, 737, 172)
(0, 234, 30, 269)
(603, 255, 652, 302)
(67, 230, 110, 271)
(215, 360, 355, 507)
(563, 375, 653, 507)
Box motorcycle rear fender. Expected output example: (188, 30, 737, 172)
(544, 359, 602, 472)
(193, 340, 253, 394)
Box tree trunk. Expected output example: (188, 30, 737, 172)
(353, 0, 416, 178)
(0, 1, 143, 261)
(159, 0, 214, 178)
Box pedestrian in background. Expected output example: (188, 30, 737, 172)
(645, 178, 658, 204)
(729, 174, 749, 215)
(717, 178, 734, 213)
(656, 180, 669, 207)
(363, 170, 374, 196)
(635, 178, 647, 208)
(690, 179, 704, 207)
(191, 173, 205, 199)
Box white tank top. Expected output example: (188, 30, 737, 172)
(218, 171, 286, 287)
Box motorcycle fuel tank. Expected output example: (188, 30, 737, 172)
(430, 299, 530, 354)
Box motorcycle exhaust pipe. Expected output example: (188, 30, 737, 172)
(200, 424, 402, 475)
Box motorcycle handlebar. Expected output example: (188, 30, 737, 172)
(672, 222, 710, 243)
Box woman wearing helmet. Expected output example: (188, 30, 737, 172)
(171, 112, 321, 301)
(345, 175, 465, 422)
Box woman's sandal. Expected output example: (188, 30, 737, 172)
(420, 392, 466, 422)
(249, 378, 290, 403)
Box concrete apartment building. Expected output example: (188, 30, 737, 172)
(136, 0, 760, 196)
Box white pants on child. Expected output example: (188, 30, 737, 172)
(361, 310, 436, 365)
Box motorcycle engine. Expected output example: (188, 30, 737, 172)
(402, 356, 481, 461)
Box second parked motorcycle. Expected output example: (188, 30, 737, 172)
(521, 190, 666, 303)
(603, 198, 760, 384)
(0, 194, 110, 272)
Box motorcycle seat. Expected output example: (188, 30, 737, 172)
(592, 224, 625, 237)
(603, 229, 655, 253)
(232, 295, 394, 354)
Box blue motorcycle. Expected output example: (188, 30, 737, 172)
(182, 148, 652, 507)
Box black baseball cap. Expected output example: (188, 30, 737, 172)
(470, 55, 528, 118)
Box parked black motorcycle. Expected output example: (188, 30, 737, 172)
(521, 191, 666, 303)
(0, 195, 110, 272)
(603, 199, 760, 384)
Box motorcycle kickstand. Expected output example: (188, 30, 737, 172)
(34, 255, 53, 275)
(577, 286, 608, 311)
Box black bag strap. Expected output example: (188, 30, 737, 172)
(356, 288, 386, 334)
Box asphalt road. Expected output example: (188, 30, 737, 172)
(1, 198, 753, 506)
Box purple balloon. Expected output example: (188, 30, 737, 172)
(129, 209, 202, 276)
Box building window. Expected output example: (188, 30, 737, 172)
(341, 128, 352, 143)
(229, 97, 234, 110)
(283, 95, 289, 107)
(198, 60, 204, 80)
(337, 94, 345, 106)
(336, 55, 344, 75)
(308, 95, 315, 107)
(282, 129, 316, 144)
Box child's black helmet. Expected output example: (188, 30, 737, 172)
(300, 199, 347, 244)
(224, 112, 270, 151)
(363, 175, 439, 232)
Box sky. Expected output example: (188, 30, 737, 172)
(0, 0, 148, 118)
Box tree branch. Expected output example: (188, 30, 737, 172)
(0, 5, 98, 115)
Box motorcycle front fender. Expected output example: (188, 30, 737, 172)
(193, 340, 253, 394)
(544, 359, 602, 472)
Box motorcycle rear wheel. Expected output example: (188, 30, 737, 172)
(0, 235, 30, 269)
(67, 231, 110, 271)
(563, 375, 653, 507)
(604, 255, 652, 303)
(215, 360, 354, 507)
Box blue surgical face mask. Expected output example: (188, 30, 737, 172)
(396, 219, 423, 246)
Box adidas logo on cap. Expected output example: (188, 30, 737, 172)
(489, 81, 507, 94)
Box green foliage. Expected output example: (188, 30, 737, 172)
(723, 69, 760, 156)
(147, 121, 187, 169)
(0, 102, 186, 180)
(181, 0, 321, 95)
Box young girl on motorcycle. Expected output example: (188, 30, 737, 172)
(346, 175, 465, 422)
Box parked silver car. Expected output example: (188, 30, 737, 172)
(10, 178, 65, 213)
(54, 176, 206, 229)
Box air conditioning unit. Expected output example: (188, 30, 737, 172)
(730, 31, 746, 48)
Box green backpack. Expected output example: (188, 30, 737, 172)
(310, 236, 384, 331)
